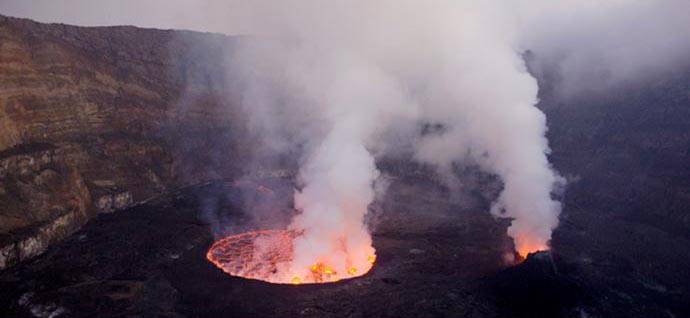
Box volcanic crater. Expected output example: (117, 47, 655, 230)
(0, 13, 690, 318)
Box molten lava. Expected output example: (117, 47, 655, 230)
(515, 239, 549, 260)
(207, 229, 376, 284)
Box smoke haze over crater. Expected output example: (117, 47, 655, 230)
(224, 0, 562, 262)
(4, 0, 688, 262)
(516, 0, 690, 97)
(5, 0, 688, 94)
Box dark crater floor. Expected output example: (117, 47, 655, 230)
(1, 175, 689, 318)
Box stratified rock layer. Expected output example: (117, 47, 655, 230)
(0, 15, 253, 269)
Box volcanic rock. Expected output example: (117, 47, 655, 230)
(0, 14, 257, 269)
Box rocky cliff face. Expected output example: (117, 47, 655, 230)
(0, 15, 251, 269)
(0, 144, 90, 269)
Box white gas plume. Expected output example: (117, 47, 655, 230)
(227, 0, 561, 272)
(7, 0, 687, 268)
(230, 23, 418, 280)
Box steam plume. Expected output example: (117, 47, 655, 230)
(227, 1, 562, 272)
(5, 0, 687, 269)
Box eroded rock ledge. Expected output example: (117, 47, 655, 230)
(0, 15, 251, 270)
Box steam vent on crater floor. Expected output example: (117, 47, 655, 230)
(2, 2, 690, 318)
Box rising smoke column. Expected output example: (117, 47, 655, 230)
(285, 60, 410, 279)
(410, 3, 563, 257)
(230, 1, 563, 275)
(231, 35, 415, 280)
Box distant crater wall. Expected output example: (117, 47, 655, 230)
(0, 15, 253, 270)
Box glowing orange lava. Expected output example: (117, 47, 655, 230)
(207, 229, 375, 284)
(515, 241, 549, 260)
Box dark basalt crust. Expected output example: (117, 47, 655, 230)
(1, 178, 689, 318)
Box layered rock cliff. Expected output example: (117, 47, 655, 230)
(0, 15, 251, 269)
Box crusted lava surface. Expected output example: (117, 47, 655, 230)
(206, 229, 299, 284)
(0, 172, 688, 318)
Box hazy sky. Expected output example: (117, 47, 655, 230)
(0, 0, 250, 34)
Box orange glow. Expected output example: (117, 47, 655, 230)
(207, 229, 375, 284)
(514, 239, 549, 260)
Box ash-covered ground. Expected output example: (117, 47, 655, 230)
(1, 170, 688, 318)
